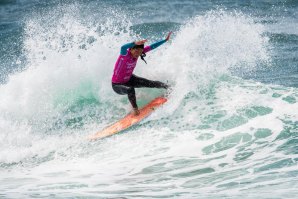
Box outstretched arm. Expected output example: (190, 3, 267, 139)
(120, 39, 148, 55)
(144, 32, 172, 53)
(120, 42, 134, 55)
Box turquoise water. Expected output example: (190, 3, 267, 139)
(0, 0, 297, 198)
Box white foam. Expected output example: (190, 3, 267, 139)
(0, 7, 297, 198)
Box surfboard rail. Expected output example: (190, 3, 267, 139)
(88, 97, 167, 140)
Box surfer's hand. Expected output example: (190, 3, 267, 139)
(165, 31, 172, 41)
(132, 108, 140, 116)
(134, 40, 147, 45)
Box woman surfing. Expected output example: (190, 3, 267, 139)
(112, 32, 172, 116)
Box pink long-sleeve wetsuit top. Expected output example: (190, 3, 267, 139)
(112, 39, 167, 84)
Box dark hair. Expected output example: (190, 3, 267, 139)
(140, 52, 147, 64)
(132, 44, 147, 64)
(132, 44, 144, 49)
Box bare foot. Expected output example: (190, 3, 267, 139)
(132, 108, 140, 116)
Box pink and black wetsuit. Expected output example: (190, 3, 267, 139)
(112, 39, 168, 109)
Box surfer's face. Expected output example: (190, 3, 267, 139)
(130, 48, 143, 58)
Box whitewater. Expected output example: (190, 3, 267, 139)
(0, 1, 297, 198)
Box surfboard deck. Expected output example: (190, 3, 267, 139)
(88, 96, 167, 140)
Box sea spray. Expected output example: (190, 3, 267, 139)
(0, 3, 297, 198)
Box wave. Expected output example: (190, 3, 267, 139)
(0, 6, 272, 163)
(0, 6, 297, 198)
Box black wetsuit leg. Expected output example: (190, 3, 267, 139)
(112, 83, 137, 108)
(112, 75, 169, 109)
(129, 75, 169, 89)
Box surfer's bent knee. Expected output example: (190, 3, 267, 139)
(112, 83, 135, 96)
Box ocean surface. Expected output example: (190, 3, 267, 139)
(0, 0, 297, 198)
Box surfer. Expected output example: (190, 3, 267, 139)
(112, 32, 172, 116)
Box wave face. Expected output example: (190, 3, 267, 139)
(0, 1, 297, 198)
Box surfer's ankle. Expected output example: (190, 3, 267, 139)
(133, 108, 140, 116)
(163, 81, 170, 89)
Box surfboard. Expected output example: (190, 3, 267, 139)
(88, 96, 167, 140)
